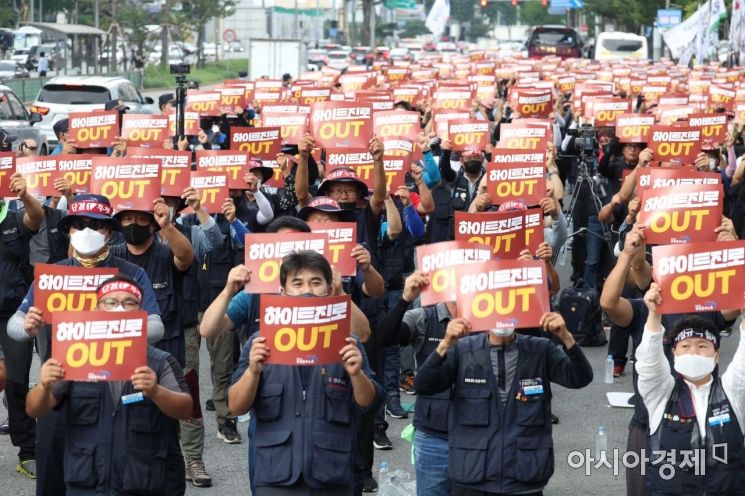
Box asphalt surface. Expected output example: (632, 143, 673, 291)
(0, 252, 741, 495)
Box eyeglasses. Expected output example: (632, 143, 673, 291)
(98, 297, 140, 311)
(19, 142, 37, 151)
(70, 218, 107, 231)
(328, 186, 357, 196)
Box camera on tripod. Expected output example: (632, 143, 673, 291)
(567, 123, 597, 155)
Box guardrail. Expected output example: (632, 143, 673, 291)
(1, 71, 144, 103)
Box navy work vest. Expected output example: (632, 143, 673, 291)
(426, 169, 484, 243)
(110, 241, 182, 340)
(413, 305, 451, 438)
(44, 206, 69, 263)
(0, 211, 30, 317)
(448, 333, 554, 494)
(173, 222, 199, 328)
(250, 336, 364, 491)
(646, 375, 745, 495)
(62, 347, 184, 496)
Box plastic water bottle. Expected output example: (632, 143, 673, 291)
(379, 461, 391, 494)
(604, 355, 614, 384)
(595, 426, 608, 459)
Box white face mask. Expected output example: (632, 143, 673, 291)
(674, 353, 716, 381)
(490, 327, 515, 338)
(708, 157, 717, 170)
(168, 206, 176, 222)
(70, 228, 106, 256)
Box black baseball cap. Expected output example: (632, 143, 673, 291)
(53, 118, 69, 137)
(159, 93, 175, 108)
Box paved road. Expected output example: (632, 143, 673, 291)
(0, 254, 741, 495)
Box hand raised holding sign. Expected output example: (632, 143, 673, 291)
(623, 224, 646, 257)
(53, 177, 72, 199)
(715, 216, 738, 242)
(131, 366, 158, 396)
(153, 198, 172, 229)
(535, 241, 552, 262)
(638, 148, 653, 168)
(351, 244, 372, 272)
(403, 271, 430, 303)
(23, 306, 45, 337)
(225, 265, 252, 295)
(299, 133, 314, 157)
(222, 197, 237, 223)
(417, 132, 430, 152)
(369, 136, 384, 162)
(182, 186, 201, 211)
(249, 336, 270, 375)
(340, 337, 363, 377)
(9, 172, 28, 199)
(694, 152, 711, 171)
(39, 358, 64, 391)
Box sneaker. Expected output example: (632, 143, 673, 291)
(551, 413, 560, 425)
(613, 364, 625, 378)
(0, 418, 9, 435)
(385, 398, 409, 419)
(721, 327, 732, 337)
(205, 399, 215, 411)
(372, 425, 392, 450)
(362, 476, 378, 492)
(398, 375, 415, 395)
(16, 459, 36, 479)
(186, 458, 213, 487)
(217, 419, 242, 444)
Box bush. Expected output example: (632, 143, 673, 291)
(143, 59, 249, 89)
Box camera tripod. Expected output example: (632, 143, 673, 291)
(553, 155, 616, 272)
(175, 73, 188, 140)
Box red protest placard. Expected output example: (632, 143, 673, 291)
(186, 91, 222, 116)
(90, 157, 161, 212)
(416, 241, 492, 307)
(486, 162, 547, 206)
(638, 184, 723, 245)
(57, 154, 92, 193)
(309, 101, 373, 149)
(652, 241, 745, 314)
(190, 170, 229, 213)
(69, 110, 118, 148)
(373, 110, 420, 143)
(308, 222, 358, 276)
(325, 148, 376, 188)
(588, 98, 631, 126)
(195, 150, 251, 189)
(491, 148, 546, 166)
(614, 113, 655, 143)
(0, 152, 15, 197)
(647, 125, 702, 165)
(121, 114, 169, 148)
(510, 89, 552, 118)
(447, 119, 490, 151)
(708, 85, 735, 111)
(383, 156, 407, 192)
(636, 168, 721, 193)
(432, 110, 471, 137)
(455, 259, 551, 331)
(299, 88, 331, 106)
(245, 233, 329, 293)
(687, 113, 727, 145)
(261, 113, 308, 145)
(229, 127, 281, 159)
(34, 264, 119, 321)
(455, 210, 544, 259)
(218, 86, 246, 114)
(127, 148, 191, 197)
(260, 295, 351, 366)
(16, 156, 61, 197)
(381, 137, 414, 159)
(497, 123, 549, 151)
(52, 311, 148, 381)
(433, 88, 473, 110)
(167, 110, 200, 136)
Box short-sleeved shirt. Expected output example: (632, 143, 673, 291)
(227, 290, 254, 328)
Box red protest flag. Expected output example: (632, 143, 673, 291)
(52, 311, 148, 381)
(260, 294, 352, 366)
(652, 241, 745, 314)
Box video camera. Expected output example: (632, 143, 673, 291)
(567, 123, 597, 155)
(171, 64, 191, 140)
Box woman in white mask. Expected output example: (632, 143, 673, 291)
(636, 283, 745, 495)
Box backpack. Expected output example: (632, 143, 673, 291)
(558, 286, 607, 347)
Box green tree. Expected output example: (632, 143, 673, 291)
(517, 0, 563, 25)
(175, 0, 236, 67)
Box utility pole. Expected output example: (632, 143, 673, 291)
(111, 0, 118, 73)
(162, 0, 174, 68)
(95, 0, 100, 28)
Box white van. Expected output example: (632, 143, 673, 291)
(594, 32, 648, 61)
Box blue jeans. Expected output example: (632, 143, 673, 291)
(247, 414, 256, 495)
(583, 215, 604, 290)
(414, 430, 450, 496)
(377, 288, 403, 427)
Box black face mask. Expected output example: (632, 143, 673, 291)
(0, 143, 11, 152)
(338, 202, 357, 211)
(123, 223, 152, 245)
(463, 160, 482, 174)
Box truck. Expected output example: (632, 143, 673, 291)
(248, 39, 305, 81)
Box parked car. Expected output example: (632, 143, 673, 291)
(30, 76, 157, 145)
(594, 32, 648, 61)
(350, 46, 373, 66)
(0, 84, 49, 154)
(147, 46, 184, 65)
(10, 49, 30, 67)
(327, 50, 350, 71)
(308, 49, 329, 70)
(388, 47, 412, 62)
(0, 60, 29, 80)
(526, 25, 583, 59)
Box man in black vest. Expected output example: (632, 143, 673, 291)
(415, 311, 593, 495)
(637, 283, 745, 495)
(376, 270, 454, 496)
(0, 172, 43, 479)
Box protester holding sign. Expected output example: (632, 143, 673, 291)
(414, 309, 593, 495)
(0, 171, 43, 480)
(228, 251, 384, 495)
(26, 275, 192, 496)
(637, 283, 745, 494)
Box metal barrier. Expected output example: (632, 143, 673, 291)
(2, 71, 144, 103)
